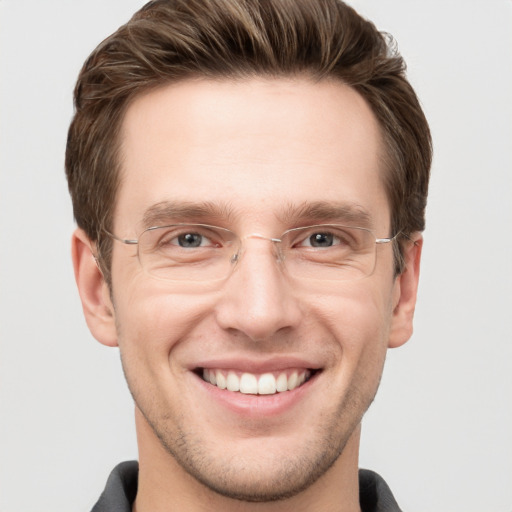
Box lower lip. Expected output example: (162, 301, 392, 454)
(192, 371, 319, 418)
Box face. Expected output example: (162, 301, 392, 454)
(75, 77, 420, 502)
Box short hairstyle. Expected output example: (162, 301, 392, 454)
(66, 0, 432, 284)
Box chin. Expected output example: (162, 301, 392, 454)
(168, 436, 344, 503)
(141, 402, 357, 504)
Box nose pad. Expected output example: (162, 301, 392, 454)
(229, 234, 284, 270)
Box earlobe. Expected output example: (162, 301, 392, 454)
(71, 228, 118, 347)
(388, 234, 423, 349)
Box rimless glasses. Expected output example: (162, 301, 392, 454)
(104, 223, 400, 282)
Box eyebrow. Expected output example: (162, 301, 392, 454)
(141, 200, 373, 230)
(278, 201, 373, 228)
(142, 201, 239, 229)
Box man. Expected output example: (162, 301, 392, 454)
(66, 0, 431, 510)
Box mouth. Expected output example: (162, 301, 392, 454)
(196, 368, 318, 395)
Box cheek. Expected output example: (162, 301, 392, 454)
(312, 286, 394, 371)
(114, 283, 219, 361)
(113, 287, 221, 411)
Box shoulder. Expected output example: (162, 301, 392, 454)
(359, 469, 403, 512)
(91, 461, 138, 512)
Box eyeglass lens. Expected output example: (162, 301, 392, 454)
(136, 224, 382, 282)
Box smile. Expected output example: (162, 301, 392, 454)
(200, 368, 313, 395)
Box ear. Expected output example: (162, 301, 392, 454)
(388, 234, 423, 348)
(71, 228, 118, 347)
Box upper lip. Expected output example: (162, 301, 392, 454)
(190, 356, 323, 374)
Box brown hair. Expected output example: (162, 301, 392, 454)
(66, 0, 432, 283)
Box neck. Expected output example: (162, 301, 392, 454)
(133, 408, 362, 512)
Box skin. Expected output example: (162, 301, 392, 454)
(73, 77, 422, 512)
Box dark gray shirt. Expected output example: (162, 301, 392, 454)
(91, 461, 402, 511)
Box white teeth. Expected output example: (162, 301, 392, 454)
(258, 373, 277, 395)
(276, 372, 288, 392)
(216, 370, 227, 389)
(288, 371, 298, 390)
(240, 373, 258, 394)
(226, 371, 240, 392)
(202, 369, 312, 395)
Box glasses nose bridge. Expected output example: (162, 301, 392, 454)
(232, 233, 284, 265)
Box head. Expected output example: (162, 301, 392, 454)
(67, 0, 431, 506)
(66, 0, 431, 286)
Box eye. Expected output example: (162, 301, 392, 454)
(149, 226, 223, 251)
(289, 226, 367, 252)
(175, 232, 210, 248)
(307, 232, 335, 248)
(140, 224, 233, 259)
(298, 230, 344, 249)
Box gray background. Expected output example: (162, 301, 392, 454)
(1, 1, 511, 510)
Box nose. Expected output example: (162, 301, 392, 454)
(214, 237, 302, 342)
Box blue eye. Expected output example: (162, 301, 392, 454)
(177, 233, 204, 248)
(309, 233, 334, 247)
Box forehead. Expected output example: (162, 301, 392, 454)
(116, 77, 389, 233)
